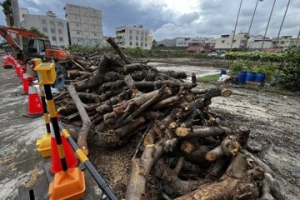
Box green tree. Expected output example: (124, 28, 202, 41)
(152, 39, 157, 48)
(279, 47, 300, 91)
(0, 0, 13, 26)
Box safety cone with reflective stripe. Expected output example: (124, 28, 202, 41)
(21, 73, 30, 95)
(23, 85, 43, 118)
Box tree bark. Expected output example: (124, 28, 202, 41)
(68, 85, 91, 155)
(125, 141, 164, 200)
(74, 54, 109, 91)
(106, 37, 131, 64)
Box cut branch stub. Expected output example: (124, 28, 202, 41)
(176, 126, 232, 138)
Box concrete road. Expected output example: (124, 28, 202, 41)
(0, 61, 104, 199)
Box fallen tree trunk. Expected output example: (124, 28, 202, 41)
(68, 85, 91, 155)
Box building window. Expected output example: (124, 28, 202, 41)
(41, 19, 47, 24)
(49, 20, 55, 25)
(233, 40, 236, 43)
(94, 33, 97, 36)
(43, 27, 47, 33)
(222, 40, 225, 43)
(51, 28, 55, 34)
(130, 42, 132, 46)
(136, 42, 138, 46)
(130, 36, 132, 40)
(137, 31, 139, 34)
(52, 36, 57, 41)
(141, 36, 144, 41)
(145, 43, 147, 47)
(59, 37, 63, 42)
(77, 31, 80, 35)
(136, 36, 138, 40)
(76, 23, 80, 27)
(281, 41, 285, 44)
(130, 30, 132, 34)
(58, 29, 62, 34)
(57, 21, 63, 26)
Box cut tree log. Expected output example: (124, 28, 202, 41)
(205, 136, 240, 161)
(154, 157, 208, 197)
(125, 141, 165, 200)
(175, 153, 264, 200)
(175, 126, 232, 138)
(74, 54, 109, 91)
(68, 85, 91, 155)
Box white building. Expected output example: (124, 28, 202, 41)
(19, 7, 29, 23)
(215, 33, 248, 49)
(64, 3, 103, 46)
(115, 25, 152, 50)
(22, 11, 69, 48)
(175, 37, 207, 47)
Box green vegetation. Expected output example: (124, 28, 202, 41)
(0, 0, 13, 26)
(279, 47, 300, 91)
(226, 51, 286, 62)
(230, 60, 278, 81)
(197, 74, 219, 83)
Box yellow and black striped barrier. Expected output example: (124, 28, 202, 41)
(58, 122, 118, 200)
(35, 62, 85, 200)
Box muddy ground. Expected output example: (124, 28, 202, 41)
(88, 61, 300, 199)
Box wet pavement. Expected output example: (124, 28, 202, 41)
(0, 62, 104, 199)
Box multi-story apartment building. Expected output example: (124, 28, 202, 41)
(215, 33, 248, 49)
(22, 10, 69, 48)
(272, 36, 293, 49)
(64, 3, 103, 46)
(115, 25, 152, 50)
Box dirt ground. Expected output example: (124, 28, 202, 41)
(88, 61, 300, 200)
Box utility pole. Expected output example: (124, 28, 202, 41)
(230, 0, 243, 50)
(11, 0, 22, 50)
(246, 0, 263, 50)
(261, 0, 276, 50)
(273, 0, 291, 50)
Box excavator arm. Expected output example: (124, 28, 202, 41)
(0, 27, 22, 50)
(0, 26, 40, 51)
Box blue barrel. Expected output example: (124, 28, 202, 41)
(237, 71, 247, 85)
(220, 69, 226, 76)
(256, 73, 266, 83)
(246, 71, 256, 82)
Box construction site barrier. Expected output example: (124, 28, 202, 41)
(58, 122, 118, 200)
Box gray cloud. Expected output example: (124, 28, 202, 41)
(0, 0, 299, 41)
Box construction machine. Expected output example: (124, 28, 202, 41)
(0, 26, 67, 62)
(0, 26, 68, 88)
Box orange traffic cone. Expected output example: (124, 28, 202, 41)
(50, 132, 78, 174)
(23, 85, 43, 118)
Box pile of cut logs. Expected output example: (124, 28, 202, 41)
(54, 38, 284, 200)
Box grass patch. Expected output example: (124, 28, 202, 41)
(197, 74, 219, 83)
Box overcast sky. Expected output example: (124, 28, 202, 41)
(0, 0, 299, 41)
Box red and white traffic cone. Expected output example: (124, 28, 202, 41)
(23, 85, 43, 118)
(3, 57, 13, 69)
